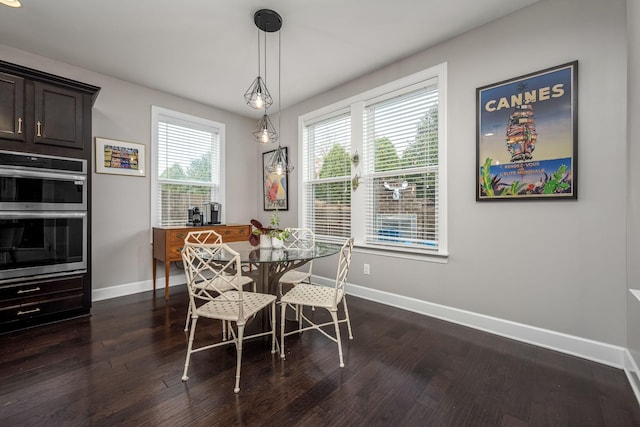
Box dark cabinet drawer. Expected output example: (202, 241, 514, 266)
(0, 275, 84, 304)
(0, 294, 84, 324)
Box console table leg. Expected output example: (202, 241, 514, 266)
(165, 261, 170, 301)
(152, 259, 157, 293)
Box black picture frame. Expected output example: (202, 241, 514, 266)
(476, 61, 578, 201)
(262, 148, 289, 211)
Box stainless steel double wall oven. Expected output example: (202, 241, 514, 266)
(0, 150, 88, 282)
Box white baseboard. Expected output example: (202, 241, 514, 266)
(92, 274, 185, 301)
(92, 273, 626, 370)
(311, 275, 626, 369)
(625, 350, 640, 405)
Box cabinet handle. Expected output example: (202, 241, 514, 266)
(17, 287, 41, 294)
(177, 233, 185, 239)
(17, 117, 23, 134)
(36, 121, 42, 137)
(17, 308, 41, 316)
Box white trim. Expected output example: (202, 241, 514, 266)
(311, 274, 625, 369)
(625, 349, 640, 405)
(92, 273, 185, 302)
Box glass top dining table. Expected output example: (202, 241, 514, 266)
(218, 241, 341, 296)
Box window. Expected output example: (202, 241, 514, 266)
(151, 106, 225, 227)
(302, 112, 351, 243)
(300, 63, 447, 256)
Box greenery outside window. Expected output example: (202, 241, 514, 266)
(151, 106, 225, 227)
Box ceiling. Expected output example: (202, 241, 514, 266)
(0, 0, 537, 119)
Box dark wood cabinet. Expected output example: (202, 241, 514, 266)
(0, 60, 99, 334)
(0, 60, 99, 158)
(0, 275, 88, 333)
(34, 82, 84, 149)
(0, 71, 25, 142)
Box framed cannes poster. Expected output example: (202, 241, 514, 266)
(476, 61, 578, 201)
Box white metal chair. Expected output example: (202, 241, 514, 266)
(278, 228, 315, 293)
(181, 241, 277, 393)
(182, 230, 256, 332)
(280, 237, 354, 368)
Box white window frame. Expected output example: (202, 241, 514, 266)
(299, 63, 448, 258)
(150, 106, 226, 227)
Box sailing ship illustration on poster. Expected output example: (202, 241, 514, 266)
(506, 104, 537, 162)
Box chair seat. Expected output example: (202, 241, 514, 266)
(280, 283, 344, 310)
(193, 275, 254, 293)
(196, 290, 276, 323)
(279, 269, 311, 285)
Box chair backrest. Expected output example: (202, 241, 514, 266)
(334, 237, 354, 304)
(181, 241, 246, 318)
(284, 228, 315, 250)
(184, 229, 222, 245)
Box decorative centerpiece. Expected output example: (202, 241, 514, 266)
(249, 211, 290, 248)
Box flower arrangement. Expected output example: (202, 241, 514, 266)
(249, 211, 290, 247)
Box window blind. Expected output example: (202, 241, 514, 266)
(302, 112, 351, 242)
(156, 114, 221, 227)
(364, 84, 439, 249)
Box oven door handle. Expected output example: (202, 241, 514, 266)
(0, 211, 87, 220)
(0, 168, 86, 183)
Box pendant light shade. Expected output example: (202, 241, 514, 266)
(252, 114, 278, 144)
(244, 76, 273, 110)
(266, 145, 294, 175)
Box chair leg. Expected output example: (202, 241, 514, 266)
(342, 297, 353, 340)
(271, 302, 276, 354)
(234, 324, 244, 393)
(182, 317, 198, 381)
(330, 310, 344, 368)
(184, 304, 191, 332)
(280, 302, 287, 359)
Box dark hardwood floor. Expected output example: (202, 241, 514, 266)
(0, 287, 639, 426)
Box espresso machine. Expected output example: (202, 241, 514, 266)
(206, 202, 221, 225)
(187, 207, 203, 226)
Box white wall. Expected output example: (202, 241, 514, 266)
(284, 0, 629, 348)
(627, 0, 640, 380)
(0, 44, 259, 293)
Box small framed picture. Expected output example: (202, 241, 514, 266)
(95, 137, 146, 177)
(263, 148, 289, 211)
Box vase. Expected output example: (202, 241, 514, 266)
(272, 236, 284, 249)
(259, 234, 272, 249)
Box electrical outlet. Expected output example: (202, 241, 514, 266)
(364, 263, 370, 275)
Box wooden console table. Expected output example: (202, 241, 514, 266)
(152, 224, 251, 300)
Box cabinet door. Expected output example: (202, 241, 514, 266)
(0, 72, 25, 142)
(34, 82, 83, 150)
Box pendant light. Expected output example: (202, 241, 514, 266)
(266, 29, 294, 175)
(252, 113, 278, 144)
(244, 25, 272, 109)
(246, 9, 281, 144)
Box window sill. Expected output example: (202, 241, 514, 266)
(354, 244, 449, 264)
